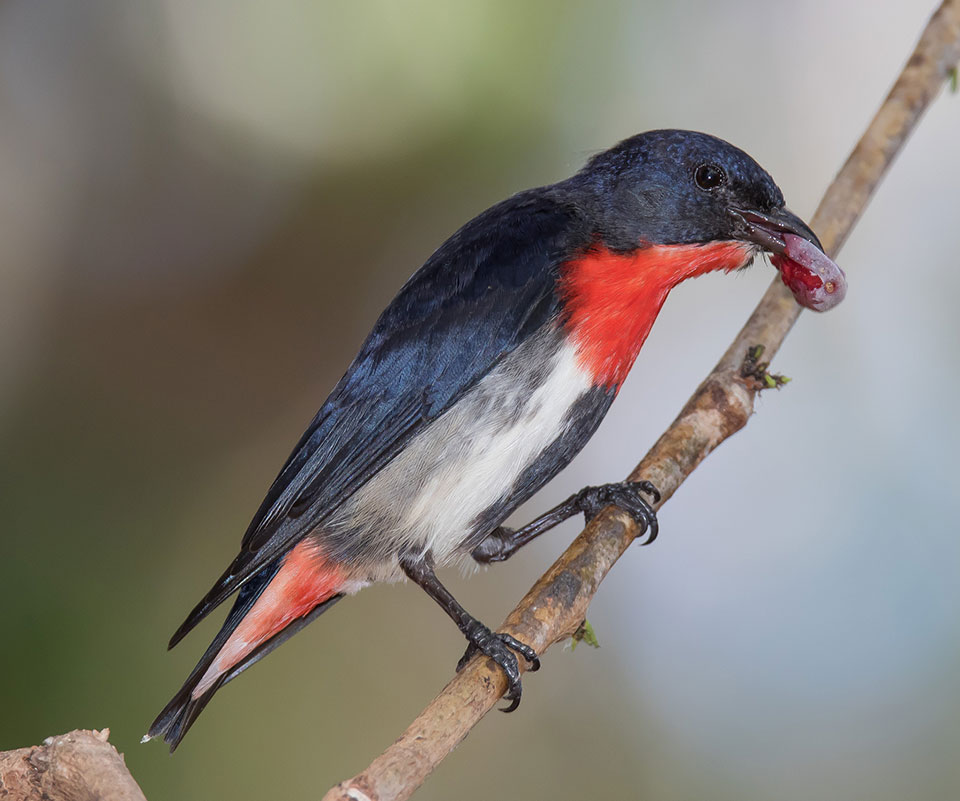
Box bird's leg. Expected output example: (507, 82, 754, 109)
(472, 480, 661, 564)
(399, 550, 540, 712)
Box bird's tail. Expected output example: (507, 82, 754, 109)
(145, 540, 346, 751)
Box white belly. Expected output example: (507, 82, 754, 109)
(325, 327, 593, 578)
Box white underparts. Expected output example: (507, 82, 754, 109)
(326, 327, 593, 578)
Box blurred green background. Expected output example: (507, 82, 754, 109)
(2, 1, 958, 799)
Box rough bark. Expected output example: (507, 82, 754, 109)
(0, 729, 147, 801)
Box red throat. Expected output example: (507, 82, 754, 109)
(560, 241, 754, 388)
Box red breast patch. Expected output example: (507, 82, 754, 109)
(560, 241, 753, 388)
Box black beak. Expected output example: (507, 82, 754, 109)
(731, 207, 823, 254)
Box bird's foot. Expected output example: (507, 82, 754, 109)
(456, 623, 540, 712)
(574, 480, 661, 544)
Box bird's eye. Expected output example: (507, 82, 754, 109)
(695, 163, 725, 190)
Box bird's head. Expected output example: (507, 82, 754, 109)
(570, 129, 845, 312)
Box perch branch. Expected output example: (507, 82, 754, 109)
(0, 729, 147, 801)
(324, 2, 960, 800)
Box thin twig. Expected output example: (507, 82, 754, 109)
(323, 3, 960, 800)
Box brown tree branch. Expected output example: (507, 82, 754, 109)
(324, 3, 960, 800)
(0, 729, 147, 801)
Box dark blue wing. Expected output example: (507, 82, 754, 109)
(169, 188, 588, 647)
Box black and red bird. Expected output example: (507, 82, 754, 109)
(146, 129, 845, 749)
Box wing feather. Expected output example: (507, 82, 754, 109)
(169, 189, 588, 646)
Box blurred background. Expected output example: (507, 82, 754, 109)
(1, 0, 958, 798)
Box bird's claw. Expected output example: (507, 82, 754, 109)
(575, 480, 660, 544)
(456, 625, 540, 713)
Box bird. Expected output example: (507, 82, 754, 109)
(145, 129, 844, 750)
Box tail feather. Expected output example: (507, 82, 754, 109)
(167, 552, 248, 650)
(146, 558, 282, 750)
(220, 593, 344, 685)
(149, 674, 227, 751)
(148, 593, 345, 751)
(147, 541, 347, 751)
